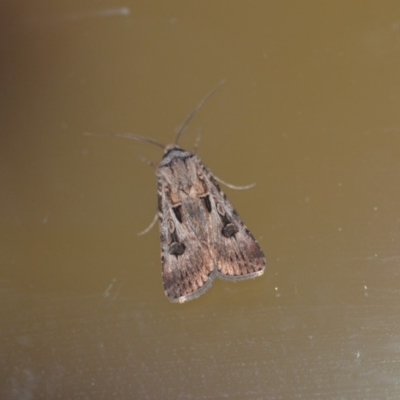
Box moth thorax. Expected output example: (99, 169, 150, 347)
(164, 144, 180, 154)
(189, 185, 199, 197)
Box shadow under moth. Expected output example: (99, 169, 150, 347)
(86, 80, 266, 303)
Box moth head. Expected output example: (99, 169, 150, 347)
(164, 143, 181, 155)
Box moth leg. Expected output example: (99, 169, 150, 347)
(213, 175, 256, 191)
(192, 128, 202, 154)
(137, 151, 157, 169)
(138, 213, 158, 236)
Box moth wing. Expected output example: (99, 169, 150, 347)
(158, 180, 216, 303)
(203, 167, 266, 280)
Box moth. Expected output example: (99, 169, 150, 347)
(86, 81, 266, 303)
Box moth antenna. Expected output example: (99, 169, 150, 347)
(192, 128, 202, 154)
(84, 132, 165, 150)
(174, 79, 227, 145)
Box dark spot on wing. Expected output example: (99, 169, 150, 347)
(222, 222, 239, 238)
(201, 195, 212, 212)
(173, 205, 183, 223)
(157, 193, 163, 213)
(168, 241, 186, 256)
(168, 228, 185, 256)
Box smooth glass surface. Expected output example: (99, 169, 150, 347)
(2, 2, 400, 399)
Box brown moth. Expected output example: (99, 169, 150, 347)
(86, 81, 266, 303)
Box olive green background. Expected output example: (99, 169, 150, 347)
(2, 2, 400, 399)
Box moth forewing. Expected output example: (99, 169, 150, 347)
(199, 161, 265, 280)
(157, 149, 217, 303)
